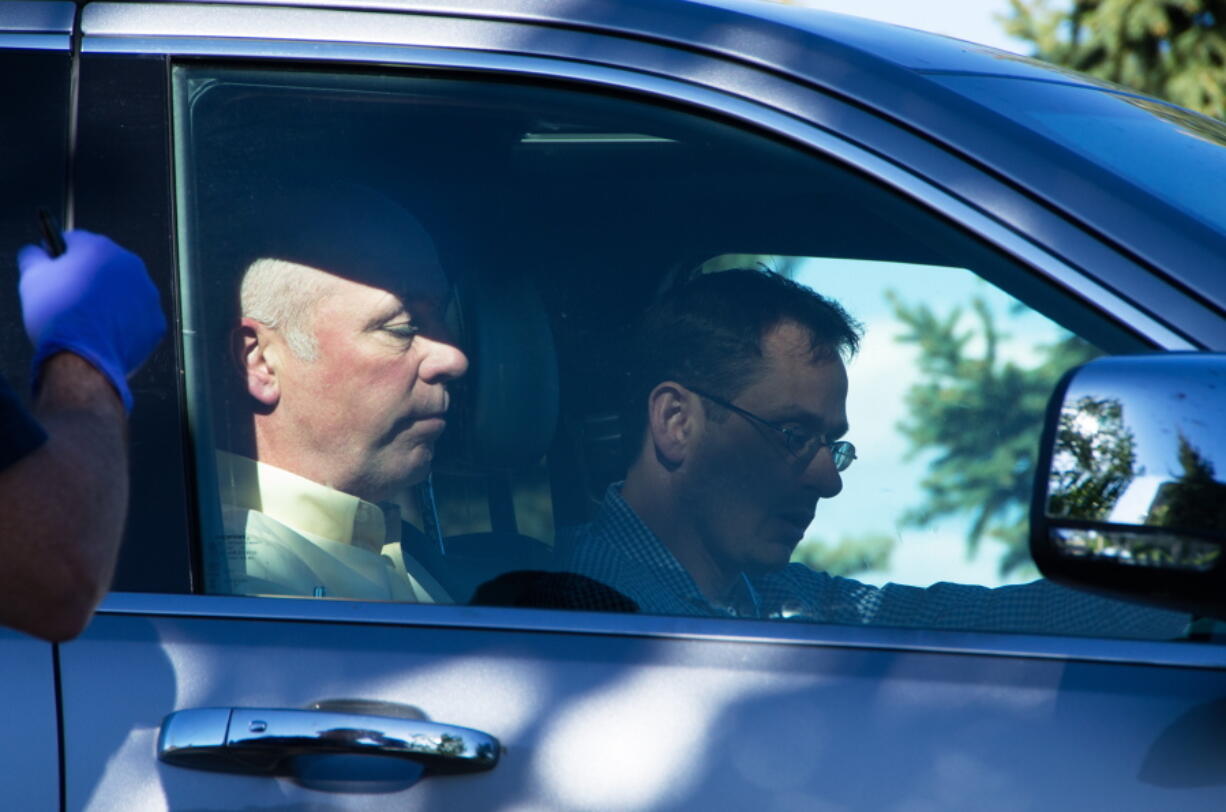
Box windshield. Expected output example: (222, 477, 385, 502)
(932, 74, 1226, 238)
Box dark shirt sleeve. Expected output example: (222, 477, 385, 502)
(764, 563, 1188, 639)
(0, 372, 46, 472)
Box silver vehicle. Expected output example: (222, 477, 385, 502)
(2, 1, 1225, 809)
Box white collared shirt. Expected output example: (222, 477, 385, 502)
(213, 451, 449, 602)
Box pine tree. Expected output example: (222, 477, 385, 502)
(1002, 0, 1226, 118)
(889, 293, 1099, 577)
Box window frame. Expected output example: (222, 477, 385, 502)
(74, 49, 195, 594)
(79, 2, 1224, 666)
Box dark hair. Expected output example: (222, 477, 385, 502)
(623, 268, 862, 455)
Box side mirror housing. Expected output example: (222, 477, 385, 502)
(1031, 354, 1226, 619)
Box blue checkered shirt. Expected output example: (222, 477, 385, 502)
(563, 484, 1190, 639)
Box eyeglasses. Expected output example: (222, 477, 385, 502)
(688, 386, 857, 471)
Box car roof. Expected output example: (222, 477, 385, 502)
(174, 0, 1100, 85)
(72, 0, 1226, 317)
(143, 0, 1127, 157)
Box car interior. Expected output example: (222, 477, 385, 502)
(168, 64, 1147, 606)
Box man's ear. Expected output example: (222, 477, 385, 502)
(234, 317, 281, 408)
(645, 382, 702, 468)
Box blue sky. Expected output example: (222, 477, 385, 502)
(795, 0, 1032, 54)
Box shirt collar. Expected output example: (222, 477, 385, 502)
(216, 451, 399, 554)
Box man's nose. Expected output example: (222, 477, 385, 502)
(419, 336, 469, 382)
(802, 446, 843, 499)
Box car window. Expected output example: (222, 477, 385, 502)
(0, 49, 70, 416)
(174, 64, 1188, 640)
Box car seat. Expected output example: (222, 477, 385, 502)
(404, 269, 561, 603)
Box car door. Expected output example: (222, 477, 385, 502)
(61, 3, 1226, 810)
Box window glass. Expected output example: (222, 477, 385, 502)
(700, 257, 1090, 589)
(0, 50, 69, 428)
(174, 65, 1189, 640)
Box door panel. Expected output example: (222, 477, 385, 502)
(0, 629, 58, 809)
(61, 609, 1226, 809)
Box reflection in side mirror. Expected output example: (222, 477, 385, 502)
(1031, 354, 1226, 619)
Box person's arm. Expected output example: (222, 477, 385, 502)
(0, 354, 128, 641)
(1, 230, 165, 641)
(864, 576, 1190, 639)
(773, 562, 1189, 638)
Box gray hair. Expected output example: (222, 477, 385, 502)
(239, 258, 335, 361)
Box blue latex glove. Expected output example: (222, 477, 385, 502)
(18, 230, 166, 411)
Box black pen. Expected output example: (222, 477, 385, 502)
(37, 207, 66, 258)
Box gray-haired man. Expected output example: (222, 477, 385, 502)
(218, 185, 466, 601)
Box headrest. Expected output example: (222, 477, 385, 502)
(456, 274, 559, 470)
(234, 180, 444, 298)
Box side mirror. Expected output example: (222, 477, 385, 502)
(1031, 354, 1226, 619)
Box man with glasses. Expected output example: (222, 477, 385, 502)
(565, 268, 1186, 636)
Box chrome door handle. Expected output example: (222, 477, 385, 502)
(158, 707, 499, 777)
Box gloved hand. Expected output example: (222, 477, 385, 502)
(18, 230, 166, 411)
